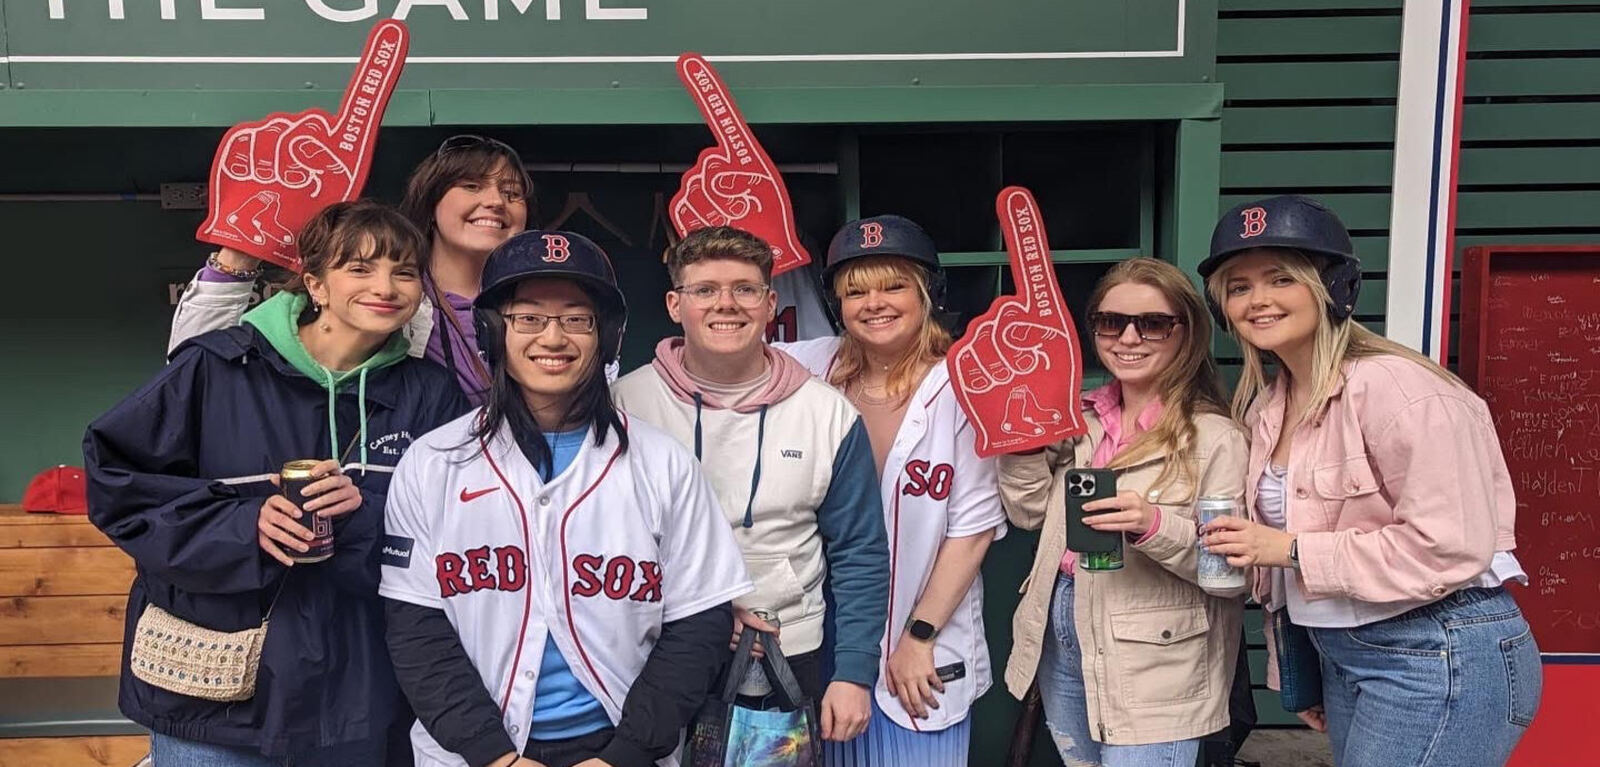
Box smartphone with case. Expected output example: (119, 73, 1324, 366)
(1064, 469, 1122, 553)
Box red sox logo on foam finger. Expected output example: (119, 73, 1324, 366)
(196, 20, 409, 271)
(669, 53, 812, 276)
(947, 186, 1089, 457)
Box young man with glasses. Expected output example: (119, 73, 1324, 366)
(612, 226, 890, 744)
(382, 230, 753, 767)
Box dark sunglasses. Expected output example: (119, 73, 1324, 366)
(436, 134, 519, 157)
(1087, 312, 1185, 341)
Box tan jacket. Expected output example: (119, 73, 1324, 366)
(999, 410, 1248, 746)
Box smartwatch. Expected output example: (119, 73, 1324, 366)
(906, 617, 939, 641)
(1289, 537, 1302, 571)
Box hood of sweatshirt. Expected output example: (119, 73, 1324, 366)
(241, 291, 412, 469)
(649, 337, 812, 413)
(648, 337, 818, 528)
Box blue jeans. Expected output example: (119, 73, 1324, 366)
(1037, 575, 1200, 767)
(149, 733, 385, 767)
(1308, 587, 1541, 767)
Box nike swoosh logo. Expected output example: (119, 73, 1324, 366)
(459, 486, 500, 503)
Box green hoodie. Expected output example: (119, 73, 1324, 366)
(242, 291, 412, 468)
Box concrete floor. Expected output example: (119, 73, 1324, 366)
(1235, 729, 1336, 767)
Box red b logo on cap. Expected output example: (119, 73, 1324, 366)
(542, 234, 571, 263)
(860, 222, 884, 248)
(1240, 207, 1267, 239)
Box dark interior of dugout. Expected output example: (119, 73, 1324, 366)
(0, 121, 1192, 765)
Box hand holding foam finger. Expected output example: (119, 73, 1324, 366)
(197, 20, 409, 271)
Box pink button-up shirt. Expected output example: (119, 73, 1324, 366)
(1244, 355, 1518, 617)
(1061, 382, 1164, 573)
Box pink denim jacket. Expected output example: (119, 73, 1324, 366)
(1245, 355, 1518, 616)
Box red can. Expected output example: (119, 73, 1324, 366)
(280, 460, 333, 563)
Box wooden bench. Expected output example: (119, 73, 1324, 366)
(0, 505, 146, 767)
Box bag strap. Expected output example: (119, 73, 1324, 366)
(720, 626, 761, 702)
(755, 629, 811, 710)
(427, 278, 493, 390)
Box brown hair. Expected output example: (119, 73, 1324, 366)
(1088, 258, 1229, 490)
(664, 226, 775, 285)
(287, 199, 428, 325)
(828, 255, 952, 402)
(399, 135, 534, 246)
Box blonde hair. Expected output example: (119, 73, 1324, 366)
(1087, 258, 1229, 491)
(1205, 248, 1461, 424)
(829, 256, 953, 402)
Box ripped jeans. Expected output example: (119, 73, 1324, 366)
(1037, 574, 1199, 767)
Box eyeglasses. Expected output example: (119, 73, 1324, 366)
(436, 134, 519, 158)
(502, 313, 597, 335)
(1087, 312, 1185, 341)
(673, 283, 770, 308)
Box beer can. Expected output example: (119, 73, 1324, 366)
(737, 608, 780, 698)
(280, 460, 334, 564)
(1080, 541, 1124, 572)
(1196, 496, 1246, 590)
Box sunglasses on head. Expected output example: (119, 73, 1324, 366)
(435, 134, 519, 157)
(1087, 312, 1184, 341)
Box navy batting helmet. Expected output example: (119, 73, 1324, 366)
(473, 230, 628, 362)
(822, 214, 946, 311)
(1198, 195, 1362, 323)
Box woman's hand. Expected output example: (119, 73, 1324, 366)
(1200, 515, 1295, 568)
(292, 459, 363, 520)
(885, 635, 943, 720)
(1081, 490, 1159, 537)
(257, 494, 312, 566)
(1297, 704, 1328, 733)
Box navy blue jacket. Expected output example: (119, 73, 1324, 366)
(84, 326, 469, 757)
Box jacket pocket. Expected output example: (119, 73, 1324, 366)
(1312, 455, 1380, 499)
(1312, 454, 1381, 526)
(1108, 605, 1211, 707)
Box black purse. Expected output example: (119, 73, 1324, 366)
(686, 627, 821, 767)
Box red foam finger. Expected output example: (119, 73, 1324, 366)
(996, 186, 1069, 322)
(328, 19, 409, 169)
(676, 53, 759, 162)
(670, 53, 812, 274)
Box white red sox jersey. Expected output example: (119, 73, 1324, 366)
(780, 337, 1008, 732)
(379, 410, 753, 767)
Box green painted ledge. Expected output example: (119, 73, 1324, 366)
(0, 83, 1223, 127)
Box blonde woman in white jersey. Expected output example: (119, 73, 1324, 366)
(782, 215, 1005, 767)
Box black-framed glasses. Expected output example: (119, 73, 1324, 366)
(1087, 312, 1185, 341)
(673, 282, 770, 308)
(502, 313, 597, 335)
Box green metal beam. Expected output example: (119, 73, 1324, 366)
(1171, 118, 1222, 348)
(0, 83, 1223, 128)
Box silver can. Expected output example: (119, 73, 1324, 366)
(1196, 496, 1247, 591)
(736, 608, 780, 697)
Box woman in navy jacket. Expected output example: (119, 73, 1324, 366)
(85, 200, 470, 766)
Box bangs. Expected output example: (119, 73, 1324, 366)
(324, 228, 423, 271)
(835, 255, 924, 297)
(441, 149, 526, 194)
